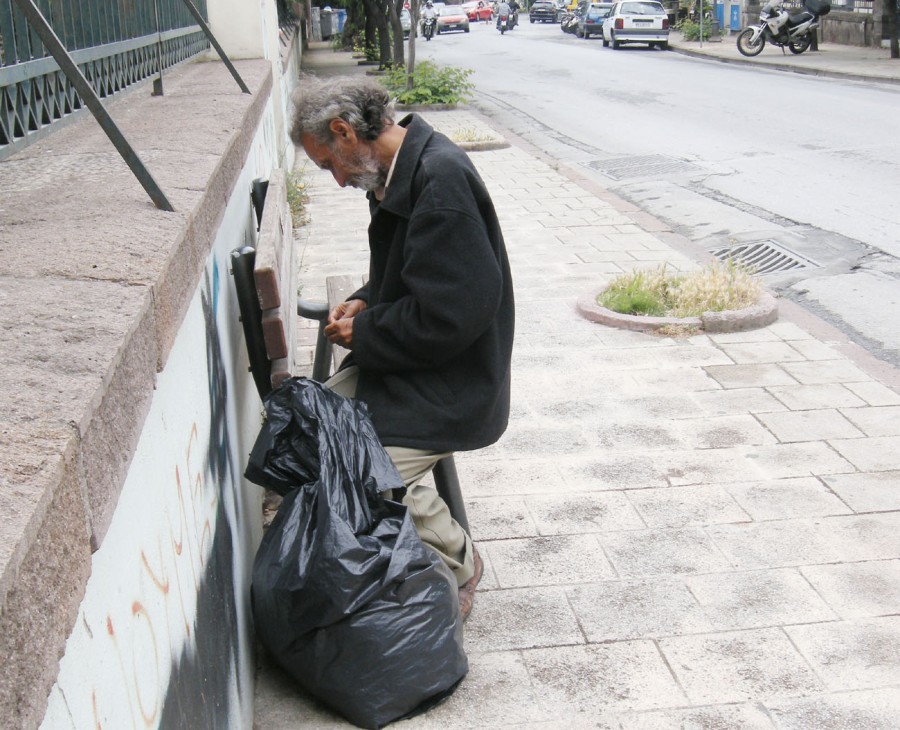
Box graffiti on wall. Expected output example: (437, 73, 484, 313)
(157, 262, 244, 727)
(43, 258, 253, 729)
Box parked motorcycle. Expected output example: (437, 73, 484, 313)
(423, 16, 436, 40)
(736, 0, 830, 56)
(560, 11, 580, 34)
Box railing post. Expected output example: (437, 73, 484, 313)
(153, 0, 165, 95)
(180, 0, 251, 94)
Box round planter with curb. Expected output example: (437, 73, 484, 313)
(577, 290, 779, 334)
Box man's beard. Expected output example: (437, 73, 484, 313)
(342, 145, 388, 192)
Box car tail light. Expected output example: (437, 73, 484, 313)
(662, 18, 668, 29)
(615, 18, 623, 29)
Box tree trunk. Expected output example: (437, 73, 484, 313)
(388, 0, 405, 66)
(375, 0, 393, 68)
(407, 0, 419, 89)
(890, 0, 899, 59)
(340, 0, 366, 50)
(360, 0, 382, 60)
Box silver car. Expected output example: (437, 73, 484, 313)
(400, 8, 412, 38)
(602, 0, 669, 50)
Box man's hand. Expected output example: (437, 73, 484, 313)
(325, 299, 367, 348)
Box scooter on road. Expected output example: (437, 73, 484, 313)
(422, 16, 437, 40)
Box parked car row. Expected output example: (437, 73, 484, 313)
(560, 0, 669, 48)
(399, 0, 667, 44)
(578, 1, 613, 37)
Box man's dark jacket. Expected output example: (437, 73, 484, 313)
(343, 114, 514, 452)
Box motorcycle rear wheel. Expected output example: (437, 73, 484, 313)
(737, 28, 765, 57)
(789, 35, 811, 54)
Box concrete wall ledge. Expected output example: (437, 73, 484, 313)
(0, 58, 273, 728)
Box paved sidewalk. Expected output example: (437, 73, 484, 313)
(254, 42, 900, 729)
(668, 31, 900, 85)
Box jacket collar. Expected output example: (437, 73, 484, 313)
(370, 113, 434, 219)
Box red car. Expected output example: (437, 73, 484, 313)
(463, 0, 493, 21)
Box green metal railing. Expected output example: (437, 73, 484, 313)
(0, 0, 210, 158)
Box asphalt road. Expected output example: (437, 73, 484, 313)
(413, 19, 900, 368)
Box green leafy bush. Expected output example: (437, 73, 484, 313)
(380, 60, 474, 105)
(676, 17, 720, 41)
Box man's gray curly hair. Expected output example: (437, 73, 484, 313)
(289, 75, 396, 148)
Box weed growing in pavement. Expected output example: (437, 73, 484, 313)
(600, 268, 669, 316)
(286, 167, 311, 228)
(599, 260, 762, 318)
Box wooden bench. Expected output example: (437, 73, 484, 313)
(231, 169, 296, 400)
(298, 275, 470, 535)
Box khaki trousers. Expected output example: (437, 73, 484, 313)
(326, 367, 475, 587)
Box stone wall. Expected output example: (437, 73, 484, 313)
(821, 10, 876, 46)
(0, 34, 299, 727)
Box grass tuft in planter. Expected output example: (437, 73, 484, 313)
(599, 260, 762, 318)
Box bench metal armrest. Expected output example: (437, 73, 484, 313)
(297, 298, 332, 383)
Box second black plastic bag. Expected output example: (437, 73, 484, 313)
(246, 378, 467, 729)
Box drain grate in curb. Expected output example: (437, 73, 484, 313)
(584, 155, 701, 181)
(709, 240, 819, 275)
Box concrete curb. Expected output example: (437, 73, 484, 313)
(577, 290, 779, 333)
(668, 44, 900, 86)
(397, 102, 462, 112)
(702, 290, 780, 332)
(456, 139, 511, 151)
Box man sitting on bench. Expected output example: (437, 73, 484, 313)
(289, 75, 514, 621)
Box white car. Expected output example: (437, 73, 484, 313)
(602, 0, 669, 50)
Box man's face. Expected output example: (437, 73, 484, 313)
(301, 130, 387, 192)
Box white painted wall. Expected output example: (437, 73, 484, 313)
(40, 107, 280, 730)
(207, 0, 270, 59)
(207, 0, 292, 164)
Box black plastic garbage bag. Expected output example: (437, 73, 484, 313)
(245, 378, 468, 729)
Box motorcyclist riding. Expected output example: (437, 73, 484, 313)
(422, 0, 437, 39)
(496, 0, 510, 28)
(508, 0, 520, 28)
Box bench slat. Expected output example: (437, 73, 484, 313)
(325, 274, 363, 374)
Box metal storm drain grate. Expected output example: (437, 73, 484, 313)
(709, 240, 819, 275)
(584, 155, 702, 180)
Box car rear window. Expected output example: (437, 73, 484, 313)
(620, 1, 665, 13)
